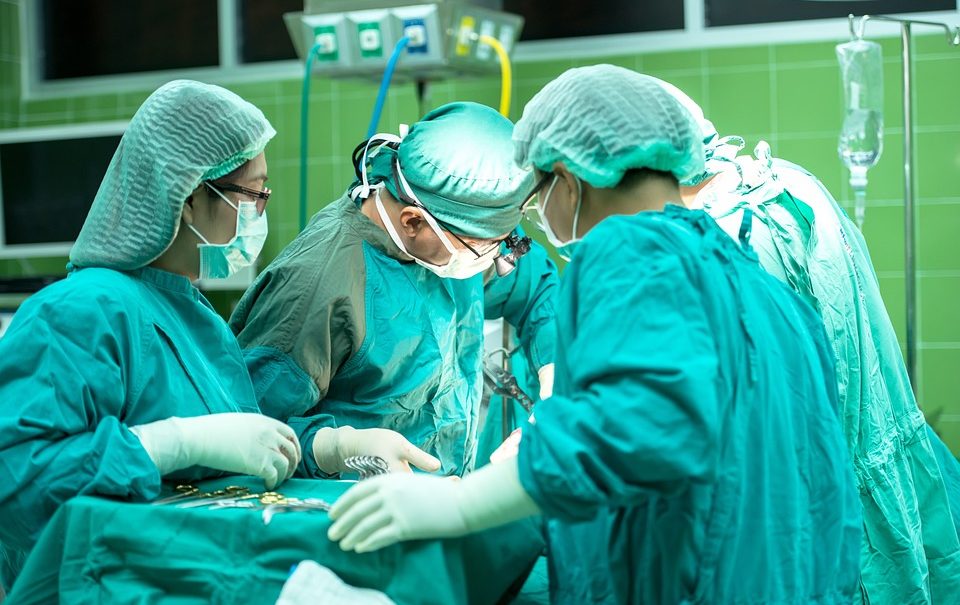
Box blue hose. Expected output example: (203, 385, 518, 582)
(366, 37, 411, 139)
(299, 43, 322, 232)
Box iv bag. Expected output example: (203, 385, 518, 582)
(836, 39, 884, 227)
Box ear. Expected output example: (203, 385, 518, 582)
(397, 206, 426, 238)
(181, 195, 196, 225)
(551, 162, 580, 212)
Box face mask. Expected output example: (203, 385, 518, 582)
(373, 187, 494, 279)
(187, 186, 268, 280)
(538, 175, 583, 261)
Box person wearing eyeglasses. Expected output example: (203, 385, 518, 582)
(0, 80, 304, 589)
(229, 101, 559, 479)
(325, 65, 862, 604)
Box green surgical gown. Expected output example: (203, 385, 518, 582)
(518, 207, 862, 604)
(230, 193, 557, 477)
(700, 154, 960, 604)
(0, 267, 261, 590)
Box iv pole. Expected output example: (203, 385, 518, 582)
(848, 14, 960, 396)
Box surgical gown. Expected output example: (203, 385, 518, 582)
(518, 206, 862, 604)
(230, 193, 557, 477)
(699, 152, 960, 604)
(0, 267, 261, 590)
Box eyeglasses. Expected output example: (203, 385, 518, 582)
(205, 181, 271, 215)
(520, 173, 554, 234)
(520, 173, 553, 213)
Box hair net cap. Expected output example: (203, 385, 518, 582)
(70, 79, 276, 270)
(368, 102, 533, 239)
(513, 64, 705, 188)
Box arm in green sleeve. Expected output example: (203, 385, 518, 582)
(0, 296, 161, 549)
(518, 224, 721, 521)
(231, 265, 365, 478)
(483, 235, 559, 371)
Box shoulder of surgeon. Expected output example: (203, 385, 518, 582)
(11, 267, 152, 336)
(229, 191, 366, 329)
(571, 205, 711, 270)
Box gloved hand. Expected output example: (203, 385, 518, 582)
(327, 458, 540, 553)
(489, 428, 522, 463)
(537, 363, 555, 400)
(312, 426, 441, 476)
(130, 413, 301, 490)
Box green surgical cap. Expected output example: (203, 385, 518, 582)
(70, 79, 276, 270)
(367, 102, 533, 239)
(513, 64, 705, 188)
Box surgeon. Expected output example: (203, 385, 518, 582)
(658, 80, 960, 604)
(0, 80, 300, 589)
(325, 65, 862, 604)
(230, 101, 558, 479)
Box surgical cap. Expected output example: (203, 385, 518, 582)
(513, 64, 705, 188)
(367, 102, 533, 239)
(70, 80, 276, 270)
(653, 78, 732, 187)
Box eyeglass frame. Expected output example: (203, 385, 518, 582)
(204, 181, 271, 215)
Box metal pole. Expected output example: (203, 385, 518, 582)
(901, 22, 918, 394)
(849, 13, 960, 395)
(501, 321, 511, 441)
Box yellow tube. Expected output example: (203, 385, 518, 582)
(479, 34, 511, 117)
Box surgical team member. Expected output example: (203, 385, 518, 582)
(230, 101, 558, 478)
(661, 81, 960, 604)
(0, 80, 304, 589)
(326, 65, 862, 604)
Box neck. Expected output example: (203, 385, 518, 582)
(151, 227, 200, 280)
(359, 194, 386, 231)
(578, 176, 685, 235)
(679, 174, 715, 208)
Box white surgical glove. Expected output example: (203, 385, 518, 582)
(130, 413, 302, 490)
(327, 457, 540, 553)
(311, 426, 441, 476)
(537, 363, 555, 400)
(489, 428, 522, 463)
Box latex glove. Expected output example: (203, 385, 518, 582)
(537, 363, 555, 400)
(489, 428, 522, 463)
(130, 413, 301, 490)
(327, 458, 540, 553)
(312, 426, 441, 476)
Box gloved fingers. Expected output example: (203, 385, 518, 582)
(329, 479, 382, 520)
(353, 524, 404, 554)
(260, 452, 284, 491)
(338, 510, 393, 552)
(489, 429, 522, 464)
(402, 442, 441, 473)
(272, 435, 300, 481)
(387, 459, 413, 474)
(328, 487, 385, 540)
(281, 429, 302, 464)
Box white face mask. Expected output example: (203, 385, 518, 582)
(536, 175, 583, 261)
(373, 187, 495, 280)
(187, 185, 268, 280)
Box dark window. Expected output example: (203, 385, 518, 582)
(503, 0, 684, 41)
(706, 0, 954, 28)
(0, 135, 121, 245)
(238, 0, 302, 63)
(40, 0, 219, 80)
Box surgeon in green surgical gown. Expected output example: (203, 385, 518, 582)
(230, 102, 558, 479)
(0, 80, 306, 590)
(659, 79, 960, 605)
(324, 65, 863, 605)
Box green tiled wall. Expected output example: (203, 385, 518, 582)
(1, 1, 959, 451)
